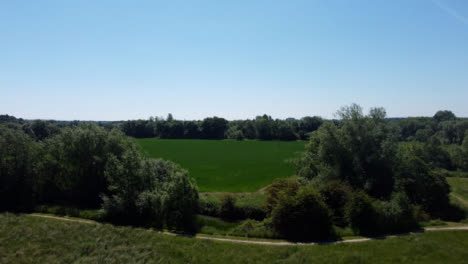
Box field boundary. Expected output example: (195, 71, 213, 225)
(29, 213, 468, 246)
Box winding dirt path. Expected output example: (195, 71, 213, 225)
(29, 214, 468, 246)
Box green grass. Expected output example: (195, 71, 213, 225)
(134, 139, 306, 192)
(447, 177, 468, 202)
(447, 177, 468, 213)
(2, 213, 468, 264)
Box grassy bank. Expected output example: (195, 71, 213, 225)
(2, 213, 468, 264)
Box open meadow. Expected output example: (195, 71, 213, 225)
(134, 139, 305, 192)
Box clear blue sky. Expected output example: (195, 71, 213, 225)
(1, 0, 467, 120)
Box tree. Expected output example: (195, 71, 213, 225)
(201, 117, 228, 139)
(296, 104, 397, 199)
(38, 125, 133, 207)
(0, 127, 38, 211)
(394, 156, 450, 217)
(102, 157, 198, 230)
(433, 110, 456, 123)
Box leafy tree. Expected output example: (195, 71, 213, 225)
(0, 127, 38, 211)
(433, 110, 456, 123)
(102, 157, 198, 230)
(38, 125, 133, 207)
(296, 104, 397, 199)
(394, 156, 450, 217)
(201, 117, 228, 139)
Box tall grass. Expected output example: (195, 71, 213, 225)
(2, 213, 468, 264)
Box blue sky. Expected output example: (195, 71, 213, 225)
(1, 0, 467, 120)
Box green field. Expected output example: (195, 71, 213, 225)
(134, 139, 306, 192)
(447, 177, 468, 212)
(2, 213, 468, 264)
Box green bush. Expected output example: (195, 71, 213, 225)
(345, 191, 379, 236)
(198, 194, 220, 216)
(264, 177, 300, 215)
(319, 181, 352, 227)
(375, 193, 418, 234)
(102, 157, 199, 231)
(218, 194, 237, 220)
(271, 186, 334, 241)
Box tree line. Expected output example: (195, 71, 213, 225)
(118, 114, 324, 141)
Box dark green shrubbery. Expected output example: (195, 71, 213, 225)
(375, 193, 418, 234)
(271, 186, 334, 241)
(345, 191, 379, 236)
(319, 181, 351, 227)
(102, 157, 198, 231)
(218, 194, 237, 220)
(0, 124, 199, 231)
(346, 191, 419, 236)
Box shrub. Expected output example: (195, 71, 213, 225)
(319, 181, 352, 227)
(264, 177, 300, 215)
(218, 194, 237, 220)
(375, 193, 418, 234)
(198, 194, 220, 216)
(271, 186, 334, 241)
(345, 191, 379, 236)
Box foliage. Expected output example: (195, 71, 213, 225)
(102, 157, 198, 230)
(0, 127, 39, 211)
(374, 193, 418, 234)
(0, 124, 199, 231)
(318, 181, 352, 227)
(264, 177, 300, 215)
(394, 155, 450, 217)
(271, 186, 334, 241)
(297, 104, 397, 199)
(217, 194, 237, 220)
(345, 191, 379, 236)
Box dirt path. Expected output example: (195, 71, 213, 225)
(29, 214, 468, 246)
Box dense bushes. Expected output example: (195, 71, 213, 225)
(0, 124, 199, 231)
(345, 191, 379, 236)
(296, 104, 453, 218)
(345, 191, 418, 236)
(271, 186, 334, 241)
(198, 193, 266, 221)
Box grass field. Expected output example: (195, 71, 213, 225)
(134, 139, 306, 192)
(2, 213, 468, 264)
(447, 177, 468, 212)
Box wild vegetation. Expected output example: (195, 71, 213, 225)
(0, 123, 198, 231)
(2, 213, 468, 264)
(1, 104, 468, 242)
